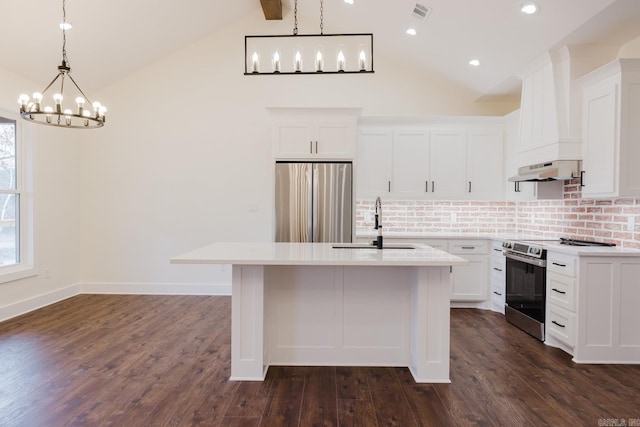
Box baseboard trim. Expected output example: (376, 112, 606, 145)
(0, 282, 231, 323)
(0, 284, 80, 323)
(79, 282, 231, 296)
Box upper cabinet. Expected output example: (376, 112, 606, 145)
(580, 59, 640, 198)
(271, 108, 359, 160)
(356, 120, 505, 200)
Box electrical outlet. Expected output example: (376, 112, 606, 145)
(248, 204, 258, 213)
(364, 212, 372, 222)
(451, 213, 457, 223)
(628, 216, 636, 231)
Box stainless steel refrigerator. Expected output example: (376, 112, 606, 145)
(275, 161, 352, 243)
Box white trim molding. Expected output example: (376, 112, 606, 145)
(0, 282, 231, 323)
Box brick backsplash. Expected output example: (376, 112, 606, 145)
(356, 179, 640, 248)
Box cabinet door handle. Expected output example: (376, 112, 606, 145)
(493, 291, 502, 296)
(552, 288, 566, 295)
(552, 320, 566, 328)
(468, 181, 472, 193)
(493, 248, 502, 252)
(388, 181, 391, 192)
(432, 181, 435, 192)
(310, 141, 313, 154)
(552, 262, 567, 268)
(493, 267, 503, 272)
(514, 182, 521, 193)
(315, 141, 318, 153)
(425, 181, 428, 193)
(580, 170, 585, 187)
(461, 246, 475, 250)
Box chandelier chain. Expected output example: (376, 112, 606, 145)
(320, 0, 324, 35)
(293, 0, 298, 35)
(62, 0, 69, 66)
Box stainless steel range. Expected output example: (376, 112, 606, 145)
(502, 240, 548, 341)
(502, 238, 616, 341)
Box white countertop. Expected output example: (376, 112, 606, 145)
(171, 242, 469, 267)
(543, 242, 640, 257)
(357, 232, 640, 257)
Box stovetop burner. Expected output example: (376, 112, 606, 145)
(559, 238, 616, 247)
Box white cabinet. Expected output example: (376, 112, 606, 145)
(429, 130, 467, 199)
(545, 250, 640, 363)
(356, 128, 393, 198)
(490, 240, 506, 314)
(467, 131, 505, 199)
(272, 114, 357, 160)
(580, 59, 640, 198)
(379, 237, 490, 306)
(448, 240, 489, 302)
(356, 123, 505, 200)
(392, 129, 430, 198)
(545, 251, 578, 349)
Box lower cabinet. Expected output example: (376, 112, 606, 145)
(545, 251, 640, 363)
(490, 240, 506, 314)
(448, 240, 489, 303)
(356, 236, 493, 308)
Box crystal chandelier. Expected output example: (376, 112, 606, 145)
(245, 0, 374, 75)
(18, 0, 106, 129)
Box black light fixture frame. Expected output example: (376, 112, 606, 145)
(244, 33, 374, 75)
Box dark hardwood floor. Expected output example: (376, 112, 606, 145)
(1, 294, 639, 426)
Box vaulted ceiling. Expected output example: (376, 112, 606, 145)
(2, 0, 640, 102)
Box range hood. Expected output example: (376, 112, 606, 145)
(508, 160, 581, 182)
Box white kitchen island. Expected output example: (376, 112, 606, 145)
(171, 242, 468, 383)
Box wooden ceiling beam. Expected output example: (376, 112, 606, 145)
(260, 0, 283, 20)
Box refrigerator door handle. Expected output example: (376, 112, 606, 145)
(311, 164, 319, 242)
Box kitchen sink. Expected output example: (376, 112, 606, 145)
(332, 243, 416, 250)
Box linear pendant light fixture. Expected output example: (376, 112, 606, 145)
(244, 0, 374, 75)
(18, 0, 106, 129)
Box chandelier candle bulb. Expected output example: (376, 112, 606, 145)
(44, 106, 53, 124)
(251, 52, 259, 73)
(294, 50, 302, 72)
(32, 93, 43, 111)
(359, 50, 366, 71)
(75, 97, 85, 115)
(18, 94, 29, 110)
(316, 50, 324, 72)
(64, 109, 72, 126)
(337, 50, 345, 72)
(53, 94, 63, 113)
(272, 51, 281, 73)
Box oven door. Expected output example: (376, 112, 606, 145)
(505, 253, 546, 340)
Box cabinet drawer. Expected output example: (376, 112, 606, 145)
(422, 239, 448, 251)
(547, 304, 575, 347)
(547, 252, 577, 277)
(547, 272, 576, 312)
(449, 240, 488, 255)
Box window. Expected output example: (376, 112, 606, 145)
(0, 111, 33, 282)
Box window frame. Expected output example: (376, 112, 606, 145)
(0, 109, 35, 283)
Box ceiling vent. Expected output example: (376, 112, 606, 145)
(412, 3, 432, 21)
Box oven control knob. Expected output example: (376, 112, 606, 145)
(502, 242, 512, 249)
(530, 247, 541, 255)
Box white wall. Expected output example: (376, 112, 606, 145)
(0, 68, 82, 315)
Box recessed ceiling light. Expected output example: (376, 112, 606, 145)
(406, 28, 417, 36)
(469, 59, 480, 67)
(344, 0, 354, 4)
(59, 22, 72, 30)
(521, 2, 539, 14)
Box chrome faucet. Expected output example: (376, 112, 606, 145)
(374, 196, 383, 249)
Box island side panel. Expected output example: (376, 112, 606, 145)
(230, 265, 267, 381)
(409, 266, 451, 383)
(265, 265, 411, 366)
